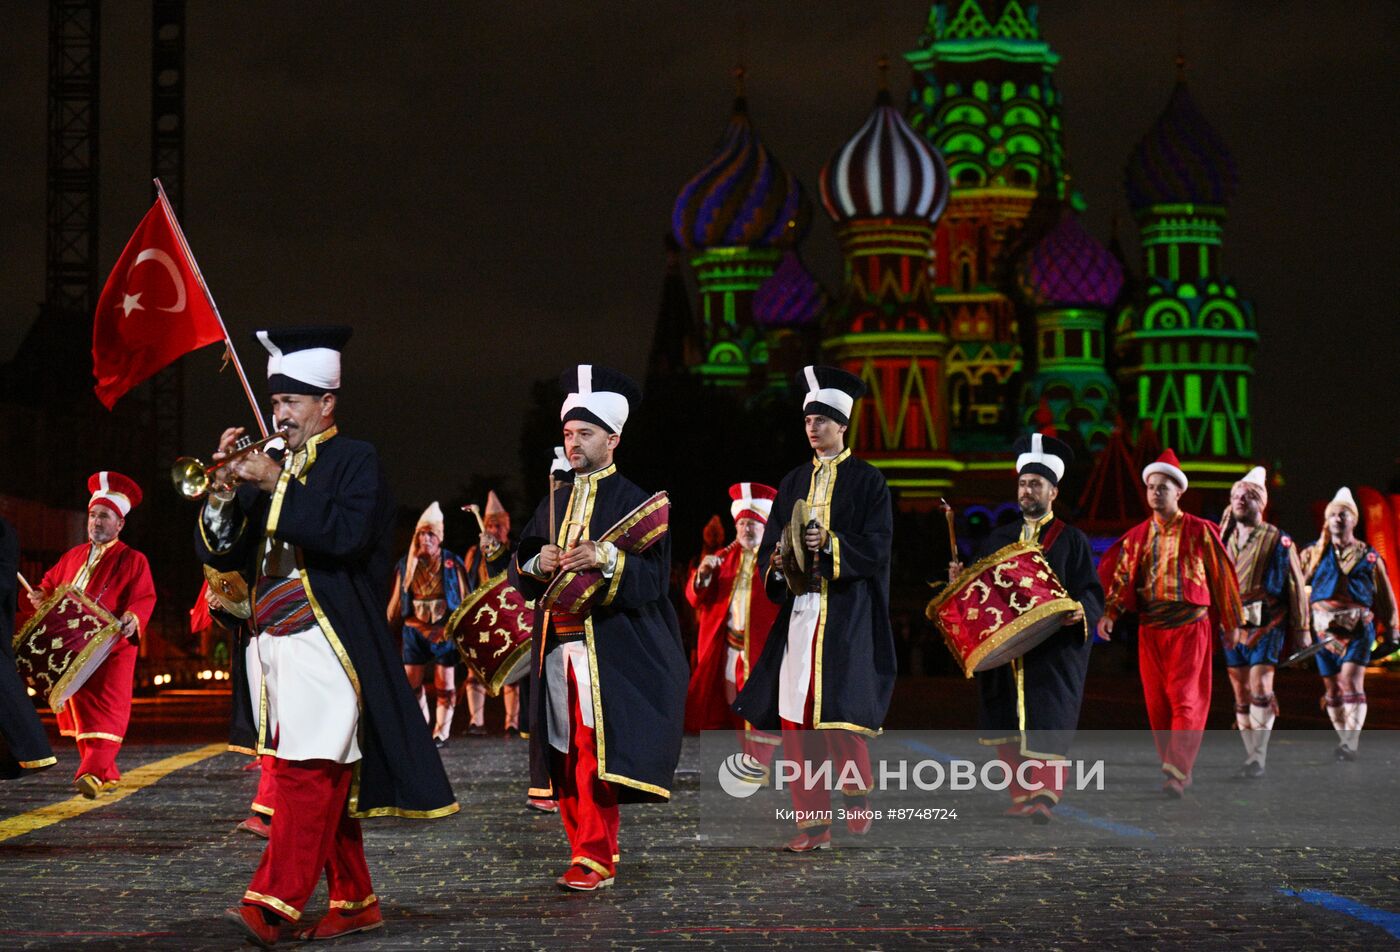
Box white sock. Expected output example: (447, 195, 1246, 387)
(1342, 694, 1367, 751)
(1235, 705, 1255, 759)
(435, 700, 455, 741)
(1249, 696, 1276, 768)
(1325, 698, 1346, 742)
(417, 687, 431, 725)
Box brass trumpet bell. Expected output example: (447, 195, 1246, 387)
(171, 429, 287, 500)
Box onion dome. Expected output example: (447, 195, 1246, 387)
(671, 96, 811, 251)
(1125, 81, 1238, 212)
(819, 88, 950, 223)
(753, 252, 826, 329)
(1016, 210, 1124, 309)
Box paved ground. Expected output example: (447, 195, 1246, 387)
(2, 719, 1399, 950)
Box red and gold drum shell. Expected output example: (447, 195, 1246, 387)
(925, 540, 1081, 678)
(447, 573, 534, 696)
(13, 584, 123, 711)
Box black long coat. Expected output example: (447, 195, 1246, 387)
(509, 463, 688, 803)
(194, 428, 457, 818)
(733, 450, 897, 734)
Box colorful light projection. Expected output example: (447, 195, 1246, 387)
(1116, 76, 1256, 479)
(671, 84, 811, 388)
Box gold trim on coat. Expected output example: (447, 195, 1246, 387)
(244, 890, 300, 921)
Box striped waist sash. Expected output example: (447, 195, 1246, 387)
(254, 576, 316, 637)
(1141, 600, 1209, 628)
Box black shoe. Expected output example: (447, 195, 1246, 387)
(434, 737, 449, 749)
(1240, 760, 1265, 779)
(505, 726, 521, 738)
(1335, 745, 1357, 762)
(466, 724, 488, 737)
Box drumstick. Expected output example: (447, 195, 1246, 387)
(16, 571, 34, 594)
(547, 475, 558, 558)
(461, 503, 487, 534)
(940, 498, 958, 558)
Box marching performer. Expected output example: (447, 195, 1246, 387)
(1300, 487, 1398, 761)
(509, 365, 688, 891)
(388, 502, 467, 747)
(684, 482, 781, 771)
(28, 471, 155, 798)
(1218, 467, 1308, 777)
(197, 326, 456, 945)
(1097, 449, 1242, 797)
(460, 491, 514, 736)
(949, 435, 1103, 822)
(734, 366, 896, 852)
(0, 515, 56, 779)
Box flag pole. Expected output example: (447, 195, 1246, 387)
(152, 178, 268, 438)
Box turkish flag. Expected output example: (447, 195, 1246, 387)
(92, 195, 225, 409)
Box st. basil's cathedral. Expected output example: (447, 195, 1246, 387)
(656, 0, 1255, 542)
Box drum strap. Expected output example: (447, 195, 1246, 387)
(1040, 518, 1066, 553)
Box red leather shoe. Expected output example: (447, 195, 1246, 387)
(556, 864, 614, 891)
(784, 828, 832, 852)
(1026, 801, 1054, 825)
(293, 904, 384, 941)
(224, 904, 281, 948)
(1162, 777, 1185, 799)
(235, 815, 271, 838)
(1003, 803, 1034, 818)
(526, 797, 559, 814)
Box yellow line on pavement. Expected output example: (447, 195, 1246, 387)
(0, 743, 227, 844)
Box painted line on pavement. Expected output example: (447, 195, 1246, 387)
(1280, 889, 1400, 940)
(0, 743, 226, 845)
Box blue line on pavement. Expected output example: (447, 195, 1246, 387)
(1280, 889, 1400, 939)
(1052, 804, 1156, 840)
(899, 740, 955, 763)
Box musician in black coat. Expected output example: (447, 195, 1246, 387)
(952, 434, 1103, 823)
(734, 366, 896, 853)
(196, 327, 455, 945)
(0, 515, 56, 778)
(509, 365, 687, 892)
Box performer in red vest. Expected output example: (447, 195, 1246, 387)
(684, 482, 781, 771)
(1097, 449, 1242, 797)
(29, 471, 156, 798)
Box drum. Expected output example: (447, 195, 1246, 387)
(926, 539, 1081, 678)
(541, 492, 670, 615)
(12, 584, 123, 711)
(447, 572, 534, 696)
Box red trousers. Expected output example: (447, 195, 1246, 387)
(252, 754, 276, 816)
(780, 716, 872, 827)
(555, 659, 618, 877)
(1139, 617, 1212, 782)
(995, 743, 1065, 804)
(243, 758, 375, 923)
(55, 638, 137, 783)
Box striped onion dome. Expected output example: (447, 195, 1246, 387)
(671, 97, 810, 251)
(1016, 210, 1124, 309)
(753, 252, 825, 329)
(1125, 81, 1237, 213)
(819, 89, 950, 223)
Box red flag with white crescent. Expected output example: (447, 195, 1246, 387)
(92, 196, 224, 409)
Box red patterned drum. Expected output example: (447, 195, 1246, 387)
(447, 573, 534, 696)
(541, 492, 670, 615)
(13, 584, 123, 711)
(926, 539, 1081, 678)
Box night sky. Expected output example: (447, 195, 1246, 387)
(2, 1, 1396, 533)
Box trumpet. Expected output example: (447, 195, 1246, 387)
(171, 429, 288, 500)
